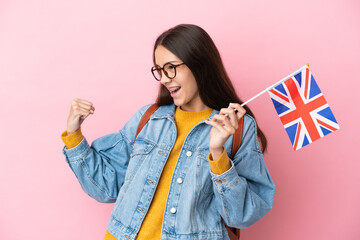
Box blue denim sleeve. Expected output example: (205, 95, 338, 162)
(62, 104, 152, 203)
(210, 115, 275, 228)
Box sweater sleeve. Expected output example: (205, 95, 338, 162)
(208, 148, 231, 175)
(61, 128, 84, 149)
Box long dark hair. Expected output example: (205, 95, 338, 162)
(153, 24, 267, 152)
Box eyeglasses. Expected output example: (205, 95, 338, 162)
(151, 62, 185, 81)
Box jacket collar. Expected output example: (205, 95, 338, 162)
(150, 104, 218, 121)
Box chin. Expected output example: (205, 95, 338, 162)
(174, 100, 184, 107)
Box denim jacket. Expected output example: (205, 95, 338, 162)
(62, 104, 275, 240)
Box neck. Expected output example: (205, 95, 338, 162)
(179, 104, 209, 112)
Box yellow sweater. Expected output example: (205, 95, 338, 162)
(61, 107, 231, 240)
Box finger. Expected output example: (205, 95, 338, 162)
(74, 98, 94, 107)
(229, 103, 246, 119)
(219, 108, 238, 129)
(212, 114, 231, 123)
(72, 100, 95, 113)
(73, 107, 93, 118)
(77, 102, 94, 111)
(79, 111, 92, 120)
(205, 119, 225, 131)
(211, 115, 236, 135)
(72, 104, 93, 113)
(205, 119, 234, 138)
(211, 114, 228, 126)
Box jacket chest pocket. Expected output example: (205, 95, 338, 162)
(125, 139, 156, 181)
(112, 140, 156, 223)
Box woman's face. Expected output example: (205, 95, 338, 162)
(154, 45, 208, 112)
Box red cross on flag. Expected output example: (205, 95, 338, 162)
(268, 66, 339, 150)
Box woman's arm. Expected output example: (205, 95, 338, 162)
(210, 115, 275, 228)
(62, 100, 151, 203)
(205, 103, 275, 228)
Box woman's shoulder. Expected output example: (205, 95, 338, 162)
(243, 113, 257, 130)
(240, 113, 262, 152)
(135, 103, 175, 119)
(137, 104, 156, 115)
(130, 104, 158, 119)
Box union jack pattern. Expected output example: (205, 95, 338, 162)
(268, 67, 339, 150)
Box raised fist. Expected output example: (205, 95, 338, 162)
(66, 98, 95, 134)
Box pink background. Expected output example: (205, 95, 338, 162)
(1, 0, 359, 239)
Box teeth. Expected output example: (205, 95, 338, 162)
(169, 87, 180, 93)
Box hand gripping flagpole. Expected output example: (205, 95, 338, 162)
(241, 64, 310, 107)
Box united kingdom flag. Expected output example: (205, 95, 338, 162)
(268, 67, 339, 150)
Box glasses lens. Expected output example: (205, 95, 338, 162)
(151, 66, 161, 80)
(164, 63, 176, 79)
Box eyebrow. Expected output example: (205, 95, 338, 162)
(155, 61, 180, 67)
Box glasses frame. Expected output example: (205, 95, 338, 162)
(151, 62, 185, 81)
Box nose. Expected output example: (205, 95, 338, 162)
(160, 72, 171, 85)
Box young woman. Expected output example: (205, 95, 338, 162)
(61, 24, 275, 240)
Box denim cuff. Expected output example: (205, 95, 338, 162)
(62, 137, 90, 162)
(210, 161, 244, 191)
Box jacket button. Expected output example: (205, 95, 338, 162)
(147, 179, 155, 185)
(137, 206, 145, 212)
(186, 151, 192, 157)
(216, 180, 225, 185)
(170, 207, 177, 214)
(177, 178, 183, 184)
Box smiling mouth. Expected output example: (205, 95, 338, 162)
(169, 86, 181, 95)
